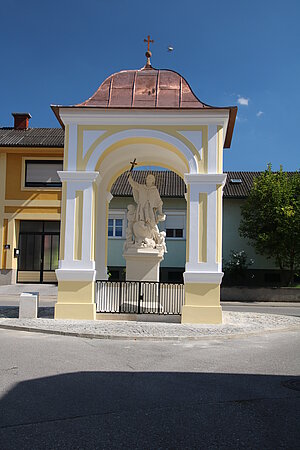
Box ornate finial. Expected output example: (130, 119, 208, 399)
(144, 35, 154, 68)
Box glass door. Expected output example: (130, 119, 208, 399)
(42, 234, 60, 282)
(17, 221, 60, 283)
(18, 233, 43, 282)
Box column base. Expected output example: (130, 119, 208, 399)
(55, 280, 96, 321)
(181, 305, 222, 324)
(55, 303, 96, 320)
(181, 282, 222, 324)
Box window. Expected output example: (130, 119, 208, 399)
(164, 213, 185, 239)
(166, 228, 183, 238)
(108, 217, 124, 238)
(25, 160, 63, 187)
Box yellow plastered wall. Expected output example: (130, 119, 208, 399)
(5, 207, 61, 215)
(216, 184, 222, 263)
(0, 154, 7, 267)
(217, 126, 223, 174)
(91, 183, 96, 261)
(55, 280, 96, 320)
(105, 200, 109, 266)
(199, 193, 207, 262)
(2, 219, 8, 269)
(182, 283, 222, 324)
(186, 185, 190, 262)
(5, 218, 19, 270)
(60, 181, 67, 260)
(74, 191, 83, 260)
(5, 152, 62, 201)
(63, 125, 69, 170)
(1, 150, 63, 269)
(185, 283, 220, 306)
(76, 125, 208, 173)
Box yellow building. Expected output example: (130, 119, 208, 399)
(0, 113, 64, 284)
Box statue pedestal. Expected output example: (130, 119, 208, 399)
(123, 248, 164, 282)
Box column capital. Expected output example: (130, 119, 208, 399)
(56, 268, 96, 282)
(58, 171, 101, 184)
(184, 173, 227, 186)
(184, 271, 224, 284)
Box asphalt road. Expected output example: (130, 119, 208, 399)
(221, 302, 300, 317)
(0, 328, 299, 449)
(1, 297, 300, 317)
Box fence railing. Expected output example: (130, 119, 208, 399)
(96, 280, 184, 315)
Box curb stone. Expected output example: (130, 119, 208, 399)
(0, 323, 300, 341)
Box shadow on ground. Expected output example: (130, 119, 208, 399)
(0, 307, 54, 319)
(0, 371, 299, 449)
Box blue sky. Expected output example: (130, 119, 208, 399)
(1, 0, 299, 171)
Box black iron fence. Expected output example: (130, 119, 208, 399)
(96, 280, 184, 315)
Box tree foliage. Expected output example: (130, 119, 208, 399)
(223, 250, 254, 285)
(239, 165, 300, 285)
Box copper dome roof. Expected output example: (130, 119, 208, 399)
(52, 65, 237, 147)
(77, 66, 210, 109)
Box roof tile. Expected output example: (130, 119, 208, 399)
(111, 170, 271, 199)
(0, 128, 64, 147)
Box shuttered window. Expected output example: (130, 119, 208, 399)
(25, 161, 63, 187)
(164, 213, 185, 239)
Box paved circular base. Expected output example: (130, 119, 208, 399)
(0, 311, 299, 340)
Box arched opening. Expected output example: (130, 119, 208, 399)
(93, 138, 192, 282)
(106, 167, 187, 284)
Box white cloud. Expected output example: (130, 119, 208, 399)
(237, 96, 249, 106)
(256, 111, 264, 117)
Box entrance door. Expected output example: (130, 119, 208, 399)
(17, 221, 60, 283)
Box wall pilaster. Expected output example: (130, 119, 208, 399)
(55, 170, 100, 320)
(182, 173, 226, 324)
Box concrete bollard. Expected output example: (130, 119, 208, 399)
(19, 292, 39, 319)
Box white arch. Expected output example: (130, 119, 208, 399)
(85, 129, 199, 174)
(98, 142, 187, 192)
(94, 139, 189, 280)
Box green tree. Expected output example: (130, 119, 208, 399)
(239, 165, 300, 286)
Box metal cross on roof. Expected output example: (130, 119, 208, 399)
(144, 35, 154, 53)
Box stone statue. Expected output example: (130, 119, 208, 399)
(125, 204, 136, 246)
(124, 174, 167, 255)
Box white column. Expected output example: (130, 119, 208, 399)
(56, 171, 100, 281)
(81, 183, 95, 264)
(66, 124, 78, 170)
(206, 188, 217, 266)
(207, 125, 218, 174)
(186, 182, 200, 267)
(95, 182, 113, 280)
(184, 173, 226, 284)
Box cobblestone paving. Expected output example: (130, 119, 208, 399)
(0, 311, 299, 339)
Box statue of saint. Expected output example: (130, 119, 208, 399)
(128, 174, 165, 227)
(124, 174, 167, 255)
